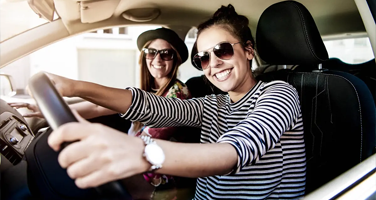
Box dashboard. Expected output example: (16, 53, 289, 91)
(0, 99, 34, 166)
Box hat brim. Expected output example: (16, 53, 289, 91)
(137, 28, 189, 63)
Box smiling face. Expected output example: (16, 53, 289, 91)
(196, 25, 256, 100)
(146, 39, 175, 88)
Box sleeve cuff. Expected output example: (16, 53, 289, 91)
(119, 87, 139, 119)
(217, 137, 243, 175)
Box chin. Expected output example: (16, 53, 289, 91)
(220, 88, 230, 93)
(215, 85, 231, 93)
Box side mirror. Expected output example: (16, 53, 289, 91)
(0, 74, 17, 97)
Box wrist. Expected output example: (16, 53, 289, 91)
(73, 80, 87, 98)
(140, 136, 165, 172)
(135, 137, 152, 173)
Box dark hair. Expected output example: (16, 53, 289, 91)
(196, 4, 255, 66)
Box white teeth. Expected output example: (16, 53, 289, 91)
(215, 69, 231, 79)
(153, 65, 163, 69)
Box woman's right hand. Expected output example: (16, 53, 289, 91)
(8, 102, 44, 118)
(48, 111, 150, 189)
(44, 72, 77, 97)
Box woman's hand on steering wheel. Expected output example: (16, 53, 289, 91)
(48, 111, 150, 189)
(44, 72, 78, 97)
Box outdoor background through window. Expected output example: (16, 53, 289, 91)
(324, 37, 374, 64)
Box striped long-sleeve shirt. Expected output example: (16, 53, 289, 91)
(121, 80, 306, 199)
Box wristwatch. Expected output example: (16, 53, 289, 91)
(140, 135, 165, 171)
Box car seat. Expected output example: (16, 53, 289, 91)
(255, 0, 376, 194)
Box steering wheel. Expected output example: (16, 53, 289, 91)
(28, 72, 132, 200)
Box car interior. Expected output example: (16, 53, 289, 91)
(1, 0, 375, 199)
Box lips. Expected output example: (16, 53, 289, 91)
(152, 65, 164, 69)
(214, 68, 232, 81)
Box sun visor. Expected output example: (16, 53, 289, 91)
(27, 0, 55, 22)
(80, 0, 120, 23)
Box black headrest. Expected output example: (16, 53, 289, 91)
(256, 1, 328, 65)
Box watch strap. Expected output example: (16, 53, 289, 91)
(140, 135, 163, 171)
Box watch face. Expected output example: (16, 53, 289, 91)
(145, 143, 165, 165)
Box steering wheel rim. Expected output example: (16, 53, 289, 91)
(28, 72, 77, 130)
(28, 72, 132, 200)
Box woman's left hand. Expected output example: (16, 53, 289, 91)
(48, 111, 149, 189)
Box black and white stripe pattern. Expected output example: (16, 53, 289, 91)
(121, 80, 306, 199)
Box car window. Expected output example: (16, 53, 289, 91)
(323, 36, 374, 64)
(0, 26, 202, 97)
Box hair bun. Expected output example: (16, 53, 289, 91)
(212, 4, 238, 19)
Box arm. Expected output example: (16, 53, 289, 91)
(48, 118, 238, 189)
(43, 72, 202, 127)
(70, 101, 117, 119)
(217, 81, 302, 173)
(121, 87, 203, 128)
(11, 72, 132, 118)
(74, 82, 132, 114)
(44, 72, 133, 114)
(8, 101, 117, 119)
(153, 139, 237, 177)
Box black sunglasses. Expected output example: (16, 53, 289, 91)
(142, 48, 175, 61)
(193, 42, 242, 70)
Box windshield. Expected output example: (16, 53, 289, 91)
(0, 26, 202, 99)
(0, 0, 51, 42)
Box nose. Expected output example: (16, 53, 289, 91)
(208, 51, 222, 69)
(152, 52, 163, 62)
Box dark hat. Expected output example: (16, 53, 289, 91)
(137, 28, 189, 63)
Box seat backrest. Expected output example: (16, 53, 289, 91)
(256, 0, 376, 194)
(294, 58, 376, 105)
(323, 58, 376, 104)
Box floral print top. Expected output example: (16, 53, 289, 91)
(130, 80, 191, 200)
